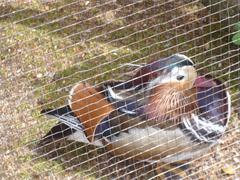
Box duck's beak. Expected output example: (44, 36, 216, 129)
(194, 76, 216, 88)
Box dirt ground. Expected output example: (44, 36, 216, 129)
(0, 0, 239, 179)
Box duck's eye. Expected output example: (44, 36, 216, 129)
(176, 75, 184, 81)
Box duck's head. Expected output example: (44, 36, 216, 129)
(137, 54, 217, 125)
(146, 54, 198, 91)
(128, 53, 216, 92)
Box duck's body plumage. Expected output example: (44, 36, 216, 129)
(40, 54, 231, 177)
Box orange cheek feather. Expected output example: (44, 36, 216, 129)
(146, 83, 197, 126)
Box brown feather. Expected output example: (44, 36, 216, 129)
(70, 83, 115, 142)
(145, 83, 198, 129)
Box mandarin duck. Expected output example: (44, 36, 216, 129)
(40, 54, 231, 179)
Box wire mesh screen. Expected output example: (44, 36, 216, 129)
(1, 0, 240, 179)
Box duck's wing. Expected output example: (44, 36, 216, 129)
(68, 81, 143, 142)
(68, 82, 116, 142)
(182, 75, 231, 143)
(40, 82, 116, 145)
(39, 106, 80, 145)
(91, 81, 145, 141)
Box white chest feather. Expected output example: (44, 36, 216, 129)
(67, 131, 104, 146)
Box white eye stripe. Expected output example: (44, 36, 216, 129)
(170, 66, 196, 80)
(174, 53, 194, 65)
(170, 67, 186, 77)
(171, 66, 191, 73)
(171, 66, 181, 74)
(147, 65, 197, 88)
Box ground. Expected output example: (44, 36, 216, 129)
(0, 0, 239, 179)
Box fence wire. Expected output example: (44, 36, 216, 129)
(0, 0, 240, 179)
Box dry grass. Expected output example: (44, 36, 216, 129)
(0, 0, 239, 179)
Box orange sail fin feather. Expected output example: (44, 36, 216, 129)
(69, 83, 115, 142)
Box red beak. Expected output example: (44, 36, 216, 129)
(194, 76, 216, 88)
